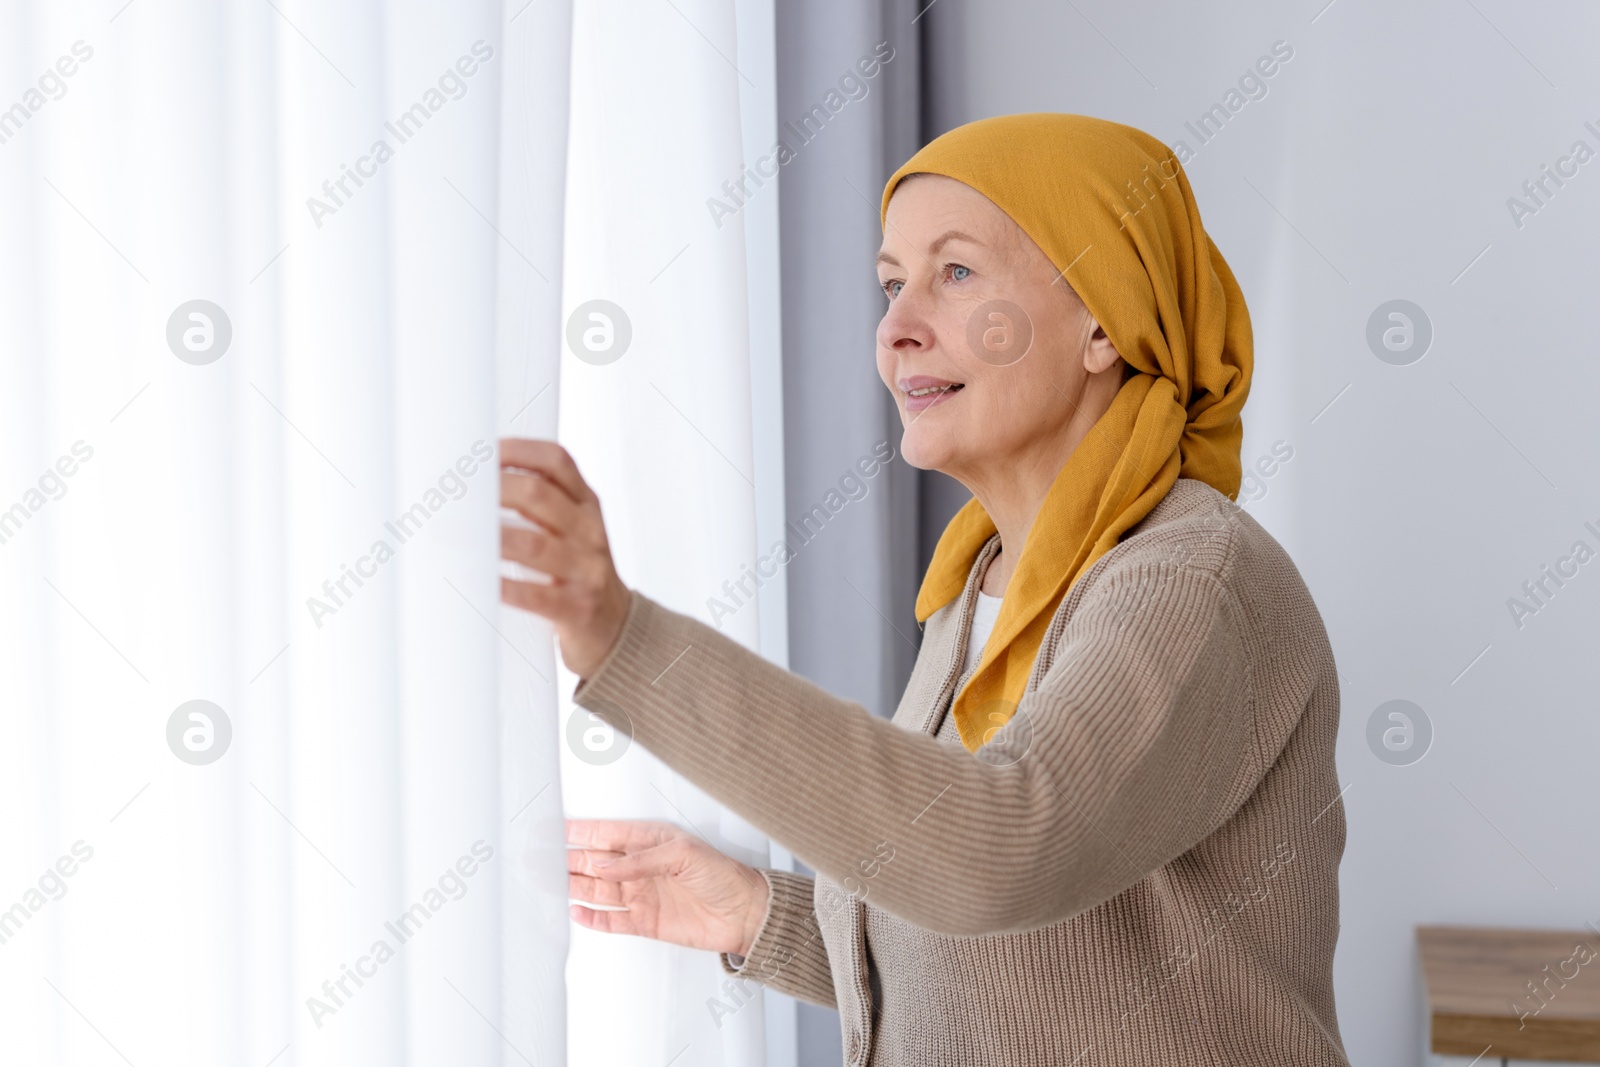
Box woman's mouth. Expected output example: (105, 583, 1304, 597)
(900, 376, 964, 413)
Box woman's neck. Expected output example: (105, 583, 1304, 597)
(965, 376, 1122, 598)
(965, 430, 1078, 597)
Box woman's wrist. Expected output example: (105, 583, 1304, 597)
(564, 578, 632, 679)
(735, 867, 772, 958)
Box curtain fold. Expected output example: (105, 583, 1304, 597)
(495, 2, 578, 1064)
(557, 0, 786, 1064)
(2, 0, 794, 1063)
(0, 2, 570, 1064)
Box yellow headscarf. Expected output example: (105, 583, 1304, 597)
(879, 113, 1253, 752)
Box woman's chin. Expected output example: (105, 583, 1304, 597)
(897, 428, 954, 472)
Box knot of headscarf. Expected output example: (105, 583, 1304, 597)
(879, 113, 1253, 752)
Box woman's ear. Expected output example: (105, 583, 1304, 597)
(1083, 318, 1123, 375)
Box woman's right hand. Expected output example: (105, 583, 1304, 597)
(567, 819, 771, 957)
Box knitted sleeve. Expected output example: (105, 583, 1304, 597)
(717, 868, 837, 1008)
(572, 546, 1264, 938)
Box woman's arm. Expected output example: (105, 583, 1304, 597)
(501, 439, 1266, 939)
(571, 556, 1261, 939)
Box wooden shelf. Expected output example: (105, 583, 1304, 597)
(1418, 925, 1600, 1062)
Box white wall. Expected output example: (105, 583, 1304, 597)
(923, 2, 1600, 1063)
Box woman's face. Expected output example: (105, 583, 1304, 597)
(875, 174, 1121, 482)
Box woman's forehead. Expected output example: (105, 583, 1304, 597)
(881, 179, 1021, 254)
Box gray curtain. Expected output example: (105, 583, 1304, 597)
(775, 0, 961, 721)
(772, 1, 967, 1061)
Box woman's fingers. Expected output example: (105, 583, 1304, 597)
(501, 524, 580, 575)
(500, 470, 583, 535)
(500, 576, 563, 618)
(500, 439, 594, 505)
(566, 818, 681, 853)
(566, 846, 623, 874)
(564, 822, 690, 883)
(569, 871, 627, 908)
(564, 821, 755, 953)
(587, 841, 685, 882)
(570, 903, 645, 937)
(496, 441, 630, 677)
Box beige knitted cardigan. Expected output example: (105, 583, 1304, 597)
(573, 479, 1351, 1066)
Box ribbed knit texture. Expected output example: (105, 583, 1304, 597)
(574, 479, 1350, 1066)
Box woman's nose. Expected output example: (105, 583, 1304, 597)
(877, 288, 936, 352)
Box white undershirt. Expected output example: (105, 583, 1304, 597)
(961, 591, 1005, 676)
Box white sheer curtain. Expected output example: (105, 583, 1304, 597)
(0, 2, 570, 1064)
(557, 1, 792, 1066)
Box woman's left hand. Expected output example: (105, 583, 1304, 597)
(499, 438, 632, 677)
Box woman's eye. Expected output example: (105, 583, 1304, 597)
(949, 264, 971, 282)
(883, 279, 903, 298)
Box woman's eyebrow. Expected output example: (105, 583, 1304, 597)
(877, 229, 985, 268)
(927, 229, 982, 255)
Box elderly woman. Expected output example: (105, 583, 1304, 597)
(499, 113, 1350, 1066)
